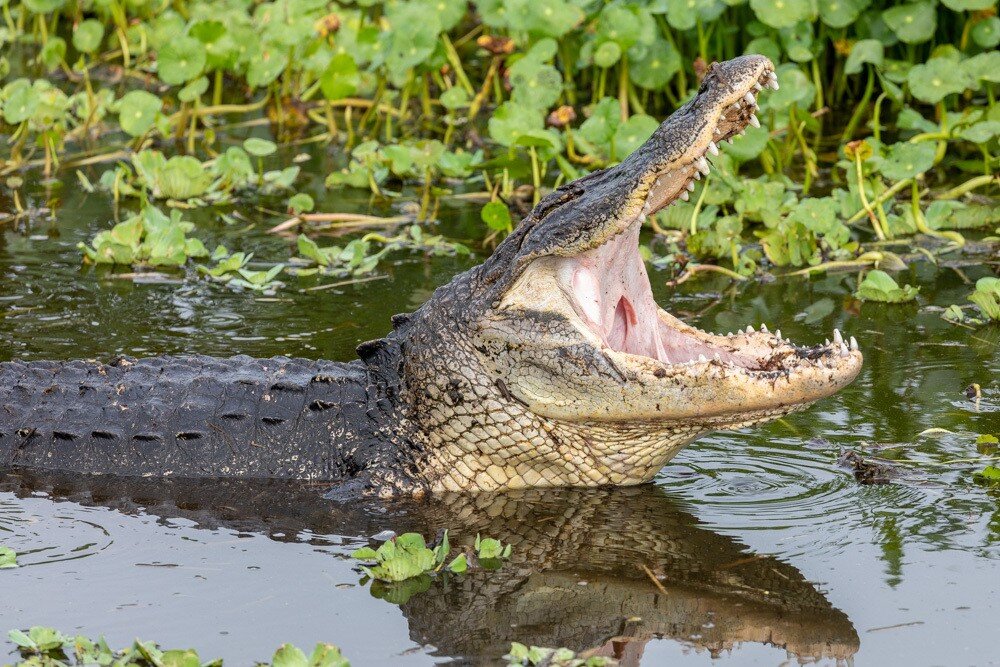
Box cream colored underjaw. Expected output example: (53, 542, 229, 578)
(643, 67, 779, 215)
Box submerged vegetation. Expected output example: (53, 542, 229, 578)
(0, 0, 995, 312)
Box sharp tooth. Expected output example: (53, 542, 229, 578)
(775, 329, 781, 340)
(686, 180, 695, 191)
(833, 329, 843, 346)
(754, 82, 763, 91)
(714, 127, 723, 135)
(760, 323, 768, 333)
(727, 331, 733, 337)
(738, 128, 746, 136)
(850, 336, 859, 351)
(707, 141, 719, 156)
(693, 171, 701, 180)
(748, 114, 760, 128)
(680, 191, 689, 201)
(744, 92, 757, 107)
(768, 72, 779, 90)
(745, 325, 754, 334)
(824, 338, 830, 346)
(698, 354, 708, 363)
(695, 157, 710, 175)
(840, 343, 849, 357)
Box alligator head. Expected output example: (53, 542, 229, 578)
(384, 55, 863, 495)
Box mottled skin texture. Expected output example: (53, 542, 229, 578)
(0, 56, 862, 498)
(0, 472, 860, 664)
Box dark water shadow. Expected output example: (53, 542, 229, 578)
(0, 471, 858, 665)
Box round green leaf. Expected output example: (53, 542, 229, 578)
(962, 51, 1000, 83)
(628, 39, 680, 90)
(876, 141, 935, 180)
(594, 41, 622, 68)
(72, 19, 104, 54)
(439, 86, 470, 110)
(1, 79, 40, 124)
(940, 0, 994, 9)
(844, 39, 884, 75)
(481, 201, 512, 231)
(750, 0, 813, 29)
(320, 53, 359, 101)
(23, 0, 65, 13)
(971, 16, 1000, 48)
(819, 0, 869, 28)
(158, 35, 207, 85)
(287, 193, 315, 215)
(613, 114, 658, 160)
(247, 48, 288, 89)
(243, 137, 277, 157)
(907, 57, 972, 103)
(117, 90, 163, 137)
(882, 2, 936, 44)
(177, 76, 208, 103)
(744, 37, 781, 66)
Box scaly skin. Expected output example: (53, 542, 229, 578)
(0, 56, 862, 497)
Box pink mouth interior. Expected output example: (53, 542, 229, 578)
(561, 224, 749, 367)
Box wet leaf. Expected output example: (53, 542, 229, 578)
(320, 54, 358, 101)
(855, 270, 919, 303)
(0, 546, 17, 569)
(446, 553, 467, 573)
(628, 39, 680, 90)
(968, 277, 1000, 320)
(244, 137, 277, 157)
(974, 466, 1000, 483)
(750, 0, 813, 29)
(482, 201, 513, 231)
(271, 643, 310, 667)
(820, 0, 869, 29)
(288, 193, 315, 215)
(971, 16, 1000, 48)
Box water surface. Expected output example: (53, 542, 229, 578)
(1, 155, 998, 665)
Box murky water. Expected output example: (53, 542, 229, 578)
(1, 151, 998, 665)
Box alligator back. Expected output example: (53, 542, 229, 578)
(0, 355, 371, 480)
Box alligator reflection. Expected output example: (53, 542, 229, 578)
(0, 472, 858, 665)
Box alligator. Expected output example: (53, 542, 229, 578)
(0, 55, 862, 498)
(0, 471, 860, 664)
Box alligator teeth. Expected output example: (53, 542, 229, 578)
(839, 343, 850, 356)
(686, 180, 695, 191)
(727, 331, 733, 337)
(744, 92, 757, 107)
(715, 127, 723, 135)
(680, 191, 689, 201)
(760, 323, 768, 333)
(698, 354, 708, 363)
(695, 157, 710, 175)
(693, 171, 701, 180)
(730, 103, 742, 114)
(754, 82, 763, 91)
(833, 329, 843, 346)
(850, 336, 859, 351)
(774, 329, 781, 340)
(707, 141, 719, 156)
(824, 338, 830, 346)
(768, 72, 779, 90)
(745, 325, 754, 334)
(748, 114, 760, 128)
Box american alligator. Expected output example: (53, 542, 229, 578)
(0, 472, 860, 664)
(0, 55, 862, 498)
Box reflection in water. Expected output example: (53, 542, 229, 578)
(0, 472, 858, 664)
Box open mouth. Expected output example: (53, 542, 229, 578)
(555, 65, 862, 377)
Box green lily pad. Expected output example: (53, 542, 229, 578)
(23, 0, 65, 13)
(177, 76, 208, 103)
(663, 0, 715, 31)
(940, 0, 994, 9)
(721, 124, 770, 161)
(504, 0, 584, 38)
(481, 200, 513, 231)
(819, 0, 869, 29)
(882, 2, 935, 44)
(488, 101, 544, 147)
(876, 141, 935, 180)
(750, 0, 813, 29)
(117, 90, 163, 137)
(247, 48, 288, 88)
(596, 3, 650, 49)
(440, 86, 469, 110)
(320, 53, 359, 100)
(158, 35, 207, 85)
(971, 16, 1000, 47)
(744, 37, 781, 66)
(969, 277, 1000, 320)
(613, 114, 658, 160)
(509, 61, 563, 110)
(907, 57, 973, 103)
(0, 546, 17, 569)
(594, 41, 622, 68)
(628, 39, 680, 90)
(287, 193, 314, 215)
(855, 270, 919, 303)
(244, 137, 277, 157)
(962, 51, 1000, 84)
(72, 19, 104, 54)
(1, 79, 39, 124)
(845, 38, 883, 75)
